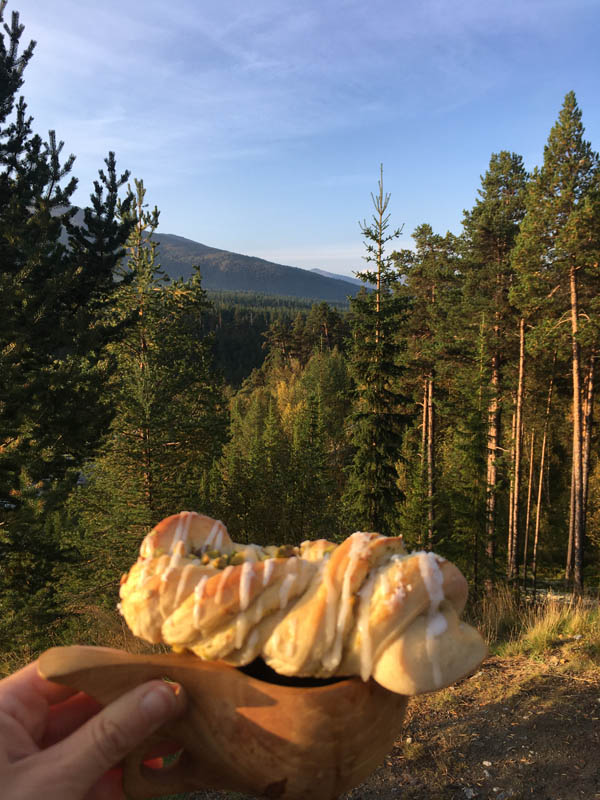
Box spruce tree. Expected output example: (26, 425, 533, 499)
(62, 182, 227, 618)
(0, 4, 134, 651)
(343, 167, 408, 534)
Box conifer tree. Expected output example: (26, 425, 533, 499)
(343, 167, 408, 534)
(461, 151, 528, 582)
(512, 92, 600, 593)
(393, 225, 461, 548)
(0, 3, 134, 649)
(65, 182, 227, 611)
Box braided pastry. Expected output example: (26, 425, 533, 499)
(119, 512, 486, 695)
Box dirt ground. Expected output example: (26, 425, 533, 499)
(186, 654, 600, 800)
(343, 655, 600, 800)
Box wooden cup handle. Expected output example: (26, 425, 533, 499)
(38, 646, 212, 799)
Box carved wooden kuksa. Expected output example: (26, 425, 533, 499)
(39, 646, 408, 800)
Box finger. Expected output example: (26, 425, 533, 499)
(41, 692, 103, 748)
(0, 662, 77, 745)
(44, 680, 186, 794)
(6, 661, 76, 706)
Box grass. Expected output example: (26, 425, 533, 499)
(468, 583, 600, 670)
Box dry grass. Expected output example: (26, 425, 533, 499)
(468, 585, 600, 670)
(0, 604, 166, 678)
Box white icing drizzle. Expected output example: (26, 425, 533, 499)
(139, 558, 151, 585)
(160, 566, 174, 584)
(216, 565, 234, 605)
(262, 558, 275, 586)
(323, 564, 337, 650)
(324, 532, 370, 671)
(253, 594, 266, 623)
(235, 615, 246, 649)
(286, 618, 298, 657)
(193, 575, 209, 628)
(239, 561, 254, 611)
(387, 572, 405, 610)
(379, 572, 390, 598)
(247, 628, 260, 652)
(204, 519, 225, 552)
(174, 563, 196, 607)
(356, 569, 379, 681)
(279, 574, 296, 609)
(418, 551, 447, 688)
(168, 541, 186, 570)
(171, 512, 192, 554)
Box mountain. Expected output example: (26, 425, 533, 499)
(310, 268, 364, 287)
(63, 208, 362, 302)
(154, 233, 359, 303)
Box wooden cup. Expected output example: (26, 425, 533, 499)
(39, 646, 408, 800)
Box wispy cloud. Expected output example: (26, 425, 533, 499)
(10, 0, 600, 266)
(22, 0, 590, 163)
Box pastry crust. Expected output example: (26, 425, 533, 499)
(119, 512, 486, 694)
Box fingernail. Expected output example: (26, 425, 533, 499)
(140, 682, 179, 722)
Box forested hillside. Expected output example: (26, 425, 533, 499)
(0, 5, 598, 666)
(153, 232, 359, 302)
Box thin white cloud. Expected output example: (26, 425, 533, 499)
(9, 0, 600, 258)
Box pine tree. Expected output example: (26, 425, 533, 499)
(393, 225, 461, 549)
(461, 151, 528, 583)
(512, 92, 600, 594)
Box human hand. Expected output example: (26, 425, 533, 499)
(0, 659, 186, 799)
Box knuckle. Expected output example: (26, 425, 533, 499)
(91, 715, 130, 767)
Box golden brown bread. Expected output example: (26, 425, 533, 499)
(119, 512, 486, 694)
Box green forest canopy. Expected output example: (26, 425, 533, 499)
(0, 3, 598, 665)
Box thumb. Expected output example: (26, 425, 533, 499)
(47, 680, 185, 796)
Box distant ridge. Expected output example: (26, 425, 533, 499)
(154, 233, 359, 303)
(63, 208, 362, 303)
(310, 268, 363, 287)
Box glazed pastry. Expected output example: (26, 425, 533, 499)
(119, 512, 486, 695)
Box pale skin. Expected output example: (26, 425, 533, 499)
(0, 660, 186, 799)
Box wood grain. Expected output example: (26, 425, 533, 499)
(38, 646, 408, 800)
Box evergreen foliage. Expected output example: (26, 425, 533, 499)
(512, 92, 600, 593)
(0, 1, 599, 667)
(393, 225, 462, 550)
(343, 167, 409, 535)
(64, 181, 228, 616)
(0, 3, 134, 651)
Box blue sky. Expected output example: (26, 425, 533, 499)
(14, 0, 600, 276)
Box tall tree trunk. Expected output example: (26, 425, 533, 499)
(566, 469, 575, 582)
(522, 429, 535, 591)
(485, 350, 500, 581)
(507, 408, 516, 573)
(427, 375, 435, 548)
(509, 317, 525, 581)
(569, 265, 584, 594)
(421, 379, 428, 471)
(582, 352, 595, 530)
(533, 370, 555, 595)
(139, 302, 153, 511)
(480, 314, 496, 586)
